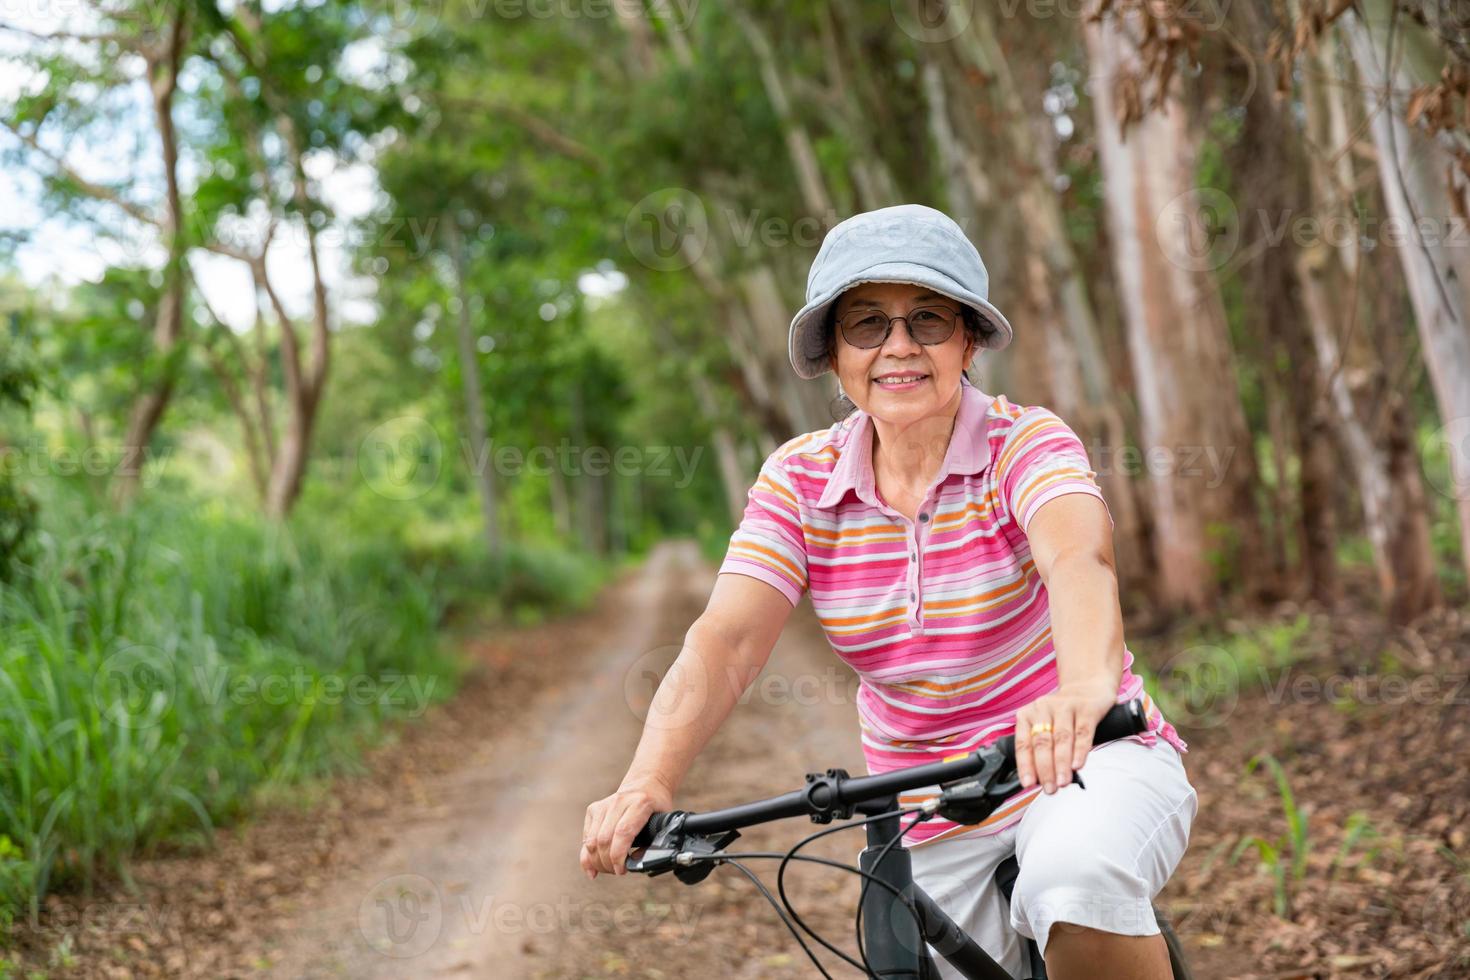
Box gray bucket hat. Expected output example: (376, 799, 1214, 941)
(788, 204, 1013, 380)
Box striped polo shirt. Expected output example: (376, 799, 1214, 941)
(718, 379, 1188, 848)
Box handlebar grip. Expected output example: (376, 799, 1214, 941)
(994, 698, 1148, 768)
(1094, 698, 1148, 745)
(632, 811, 671, 849)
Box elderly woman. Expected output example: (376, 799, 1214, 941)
(582, 204, 1196, 979)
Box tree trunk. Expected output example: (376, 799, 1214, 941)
(1345, 0, 1470, 587)
(113, 6, 189, 506)
(731, 4, 835, 224)
(451, 222, 503, 559)
(1289, 18, 1437, 617)
(1083, 8, 1264, 612)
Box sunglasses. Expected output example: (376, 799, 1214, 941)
(836, 305, 960, 349)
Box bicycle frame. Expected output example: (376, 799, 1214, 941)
(627, 699, 1157, 980)
(853, 796, 1017, 980)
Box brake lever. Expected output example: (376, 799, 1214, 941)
(626, 830, 742, 883)
(933, 747, 1086, 825)
(624, 810, 742, 884)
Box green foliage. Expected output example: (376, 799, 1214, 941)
(1137, 613, 1314, 728)
(0, 482, 465, 916)
(0, 333, 42, 576)
(1232, 752, 1311, 919)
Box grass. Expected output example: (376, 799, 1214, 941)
(1232, 752, 1311, 919)
(1137, 612, 1315, 731)
(1230, 752, 1379, 920)
(0, 481, 609, 925)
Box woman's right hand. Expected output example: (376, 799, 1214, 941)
(581, 779, 673, 879)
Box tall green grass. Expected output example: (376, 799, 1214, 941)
(0, 488, 466, 920)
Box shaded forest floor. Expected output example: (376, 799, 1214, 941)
(4, 544, 1468, 978)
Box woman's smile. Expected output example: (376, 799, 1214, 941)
(872, 371, 931, 390)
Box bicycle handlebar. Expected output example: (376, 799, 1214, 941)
(632, 698, 1149, 854)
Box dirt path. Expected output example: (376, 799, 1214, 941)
(11, 543, 1469, 978)
(256, 537, 870, 978)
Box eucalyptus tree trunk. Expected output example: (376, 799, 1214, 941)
(113, 4, 190, 506)
(451, 222, 503, 560)
(611, 5, 832, 439)
(1292, 18, 1438, 618)
(730, 4, 835, 222)
(1083, 9, 1264, 611)
(1344, 0, 1470, 586)
(943, 8, 1153, 591)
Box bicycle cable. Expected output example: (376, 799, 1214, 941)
(853, 809, 929, 976)
(681, 849, 930, 979)
(716, 856, 837, 979)
(777, 806, 933, 977)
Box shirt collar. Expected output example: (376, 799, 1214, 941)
(815, 380, 993, 509)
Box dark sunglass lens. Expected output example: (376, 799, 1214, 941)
(910, 307, 957, 344)
(842, 313, 889, 348)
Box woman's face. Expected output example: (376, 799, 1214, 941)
(828, 281, 975, 425)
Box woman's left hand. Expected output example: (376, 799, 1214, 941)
(1014, 681, 1118, 794)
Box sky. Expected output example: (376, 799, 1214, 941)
(0, 8, 626, 334)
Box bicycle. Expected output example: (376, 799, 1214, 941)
(627, 698, 1193, 979)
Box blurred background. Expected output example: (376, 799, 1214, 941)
(1, 0, 1469, 977)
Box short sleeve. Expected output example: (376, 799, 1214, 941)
(996, 408, 1114, 535)
(717, 450, 809, 605)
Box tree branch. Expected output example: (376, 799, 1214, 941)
(0, 117, 159, 226)
(0, 22, 135, 49)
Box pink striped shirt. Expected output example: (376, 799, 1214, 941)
(718, 380, 1188, 847)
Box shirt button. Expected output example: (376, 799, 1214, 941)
(910, 552, 917, 561)
(918, 512, 930, 523)
(909, 592, 916, 602)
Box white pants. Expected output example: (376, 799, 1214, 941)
(905, 738, 1198, 979)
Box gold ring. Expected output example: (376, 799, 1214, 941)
(1029, 722, 1053, 737)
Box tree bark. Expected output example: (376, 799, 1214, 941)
(113, 4, 189, 506)
(1083, 7, 1264, 611)
(1345, 0, 1470, 587)
(1289, 16, 1437, 617)
(451, 222, 503, 559)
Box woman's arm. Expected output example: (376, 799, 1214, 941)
(582, 572, 795, 878)
(1013, 492, 1126, 795)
